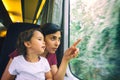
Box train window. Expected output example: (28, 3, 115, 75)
(69, 0, 120, 80)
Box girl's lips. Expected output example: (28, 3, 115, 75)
(42, 46, 46, 49)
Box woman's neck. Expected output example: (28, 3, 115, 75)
(41, 50, 48, 57)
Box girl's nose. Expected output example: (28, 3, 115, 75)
(43, 40, 45, 44)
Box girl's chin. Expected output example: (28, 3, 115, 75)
(39, 51, 44, 54)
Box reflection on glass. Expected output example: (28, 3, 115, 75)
(70, 0, 120, 80)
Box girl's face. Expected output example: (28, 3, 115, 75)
(26, 31, 46, 55)
(44, 31, 61, 54)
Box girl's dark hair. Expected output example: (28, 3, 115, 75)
(16, 27, 42, 56)
(41, 23, 61, 36)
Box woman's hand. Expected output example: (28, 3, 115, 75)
(63, 39, 81, 61)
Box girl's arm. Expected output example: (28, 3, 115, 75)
(45, 71, 53, 80)
(52, 39, 81, 80)
(1, 58, 16, 80)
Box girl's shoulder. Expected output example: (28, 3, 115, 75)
(40, 56, 47, 60)
(39, 56, 49, 64)
(11, 55, 24, 64)
(13, 55, 23, 61)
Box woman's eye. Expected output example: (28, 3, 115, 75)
(51, 38, 55, 40)
(59, 38, 61, 41)
(51, 37, 56, 40)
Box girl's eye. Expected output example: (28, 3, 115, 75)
(38, 39, 42, 40)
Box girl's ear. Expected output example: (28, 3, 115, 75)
(24, 41, 31, 47)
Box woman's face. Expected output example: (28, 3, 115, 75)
(44, 31, 61, 54)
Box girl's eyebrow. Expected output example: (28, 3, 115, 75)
(37, 36, 44, 38)
(32, 35, 43, 38)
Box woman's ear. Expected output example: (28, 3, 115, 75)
(24, 41, 31, 47)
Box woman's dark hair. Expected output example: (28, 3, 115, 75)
(16, 27, 42, 56)
(41, 23, 61, 36)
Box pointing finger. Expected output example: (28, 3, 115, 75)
(72, 38, 81, 47)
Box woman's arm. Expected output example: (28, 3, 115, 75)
(1, 58, 15, 80)
(52, 57, 69, 80)
(52, 39, 81, 80)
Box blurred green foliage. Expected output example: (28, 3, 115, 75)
(70, 0, 120, 80)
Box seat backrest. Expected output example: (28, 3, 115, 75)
(0, 37, 5, 54)
(0, 23, 39, 78)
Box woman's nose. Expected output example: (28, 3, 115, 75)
(55, 40, 60, 46)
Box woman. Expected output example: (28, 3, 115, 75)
(1, 23, 80, 80)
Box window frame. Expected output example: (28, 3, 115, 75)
(63, 0, 80, 80)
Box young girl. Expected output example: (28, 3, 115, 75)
(7, 28, 52, 80)
(1, 23, 80, 80)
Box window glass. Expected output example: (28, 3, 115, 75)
(70, 0, 120, 79)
